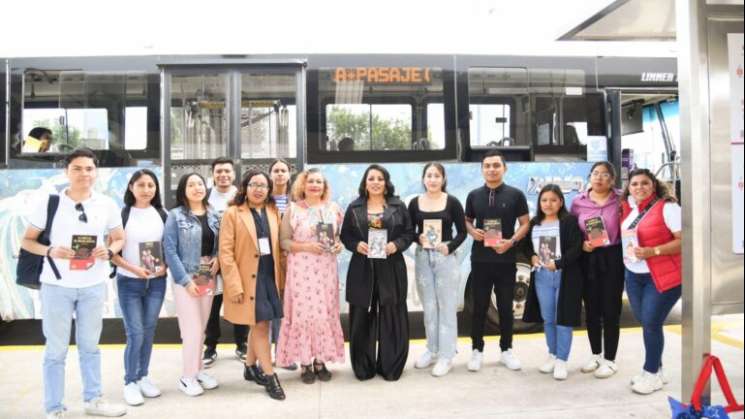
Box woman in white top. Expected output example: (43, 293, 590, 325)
(111, 169, 168, 406)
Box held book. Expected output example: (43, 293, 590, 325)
(538, 235, 560, 266)
(70, 234, 97, 270)
(422, 219, 442, 249)
(622, 229, 640, 264)
(194, 256, 216, 296)
(483, 218, 503, 247)
(367, 229, 388, 259)
(585, 216, 610, 247)
(316, 222, 335, 252)
(139, 241, 164, 273)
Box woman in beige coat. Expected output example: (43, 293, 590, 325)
(219, 170, 286, 400)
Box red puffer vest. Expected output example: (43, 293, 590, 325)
(622, 196, 682, 292)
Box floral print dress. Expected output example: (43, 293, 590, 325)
(276, 201, 346, 366)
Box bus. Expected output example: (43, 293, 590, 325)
(0, 54, 679, 332)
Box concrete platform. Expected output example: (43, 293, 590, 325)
(1, 316, 743, 419)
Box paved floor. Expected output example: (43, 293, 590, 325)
(1, 316, 743, 419)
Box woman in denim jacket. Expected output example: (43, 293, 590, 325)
(163, 173, 221, 397)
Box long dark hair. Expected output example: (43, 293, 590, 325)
(421, 162, 447, 192)
(622, 168, 676, 203)
(358, 164, 396, 199)
(175, 173, 210, 210)
(530, 184, 569, 227)
(232, 170, 274, 207)
(123, 169, 164, 210)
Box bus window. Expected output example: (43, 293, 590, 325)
(23, 108, 108, 152)
(470, 104, 511, 147)
(426, 103, 445, 150)
(124, 107, 148, 150)
(326, 103, 413, 151)
(240, 72, 298, 159)
(468, 68, 527, 150)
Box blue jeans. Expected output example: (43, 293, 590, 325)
(624, 270, 681, 373)
(117, 274, 166, 384)
(534, 269, 573, 361)
(41, 282, 106, 414)
(415, 247, 459, 360)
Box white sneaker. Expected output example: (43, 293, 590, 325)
(431, 358, 453, 377)
(123, 382, 144, 406)
(539, 354, 556, 374)
(631, 371, 663, 395)
(631, 367, 669, 386)
(499, 349, 522, 371)
(581, 354, 601, 373)
(178, 377, 204, 397)
(137, 376, 161, 398)
(467, 349, 483, 372)
(594, 359, 618, 379)
(415, 351, 436, 369)
(46, 410, 66, 419)
(83, 398, 127, 417)
(196, 371, 219, 390)
(553, 359, 568, 380)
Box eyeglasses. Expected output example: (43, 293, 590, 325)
(75, 203, 88, 223)
(247, 183, 269, 190)
(590, 172, 612, 179)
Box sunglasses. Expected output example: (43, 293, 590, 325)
(75, 203, 88, 223)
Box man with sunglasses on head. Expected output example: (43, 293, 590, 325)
(21, 147, 127, 418)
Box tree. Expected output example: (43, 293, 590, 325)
(327, 106, 410, 151)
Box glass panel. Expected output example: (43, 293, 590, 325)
(124, 107, 147, 150)
(326, 104, 412, 151)
(426, 103, 445, 150)
(469, 104, 511, 147)
(468, 68, 529, 148)
(240, 72, 297, 159)
(169, 73, 228, 160)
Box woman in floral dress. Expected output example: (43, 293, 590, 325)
(277, 168, 345, 384)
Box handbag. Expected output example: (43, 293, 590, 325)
(16, 195, 62, 289)
(668, 354, 744, 418)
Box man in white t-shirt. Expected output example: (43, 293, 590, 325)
(203, 158, 249, 366)
(21, 148, 127, 418)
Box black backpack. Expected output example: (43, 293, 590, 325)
(109, 206, 168, 278)
(16, 195, 62, 289)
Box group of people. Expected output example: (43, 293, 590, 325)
(21, 147, 683, 419)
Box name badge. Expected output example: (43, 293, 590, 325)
(259, 237, 271, 256)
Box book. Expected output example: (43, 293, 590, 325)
(367, 229, 388, 259)
(139, 241, 164, 273)
(70, 234, 97, 270)
(538, 235, 560, 266)
(483, 218, 503, 247)
(194, 256, 216, 296)
(622, 229, 640, 264)
(585, 216, 610, 247)
(422, 219, 442, 249)
(316, 222, 335, 252)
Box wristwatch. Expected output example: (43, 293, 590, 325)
(653, 247, 661, 256)
(107, 248, 114, 260)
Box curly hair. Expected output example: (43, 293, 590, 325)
(291, 168, 331, 202)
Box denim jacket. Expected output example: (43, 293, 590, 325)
(163, 206, 220, 287)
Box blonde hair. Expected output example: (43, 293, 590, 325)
(291, 168, 331, 202)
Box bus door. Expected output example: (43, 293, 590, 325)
(161, 62, 306, 207)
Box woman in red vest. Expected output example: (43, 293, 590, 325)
(620, 168, 681, 396)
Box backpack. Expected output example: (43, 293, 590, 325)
(16, 195, 62, 289)
(109, 206, 168, 278)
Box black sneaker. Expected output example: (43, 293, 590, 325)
(235, 346, 247, 362)
(203, 347, 217, 368)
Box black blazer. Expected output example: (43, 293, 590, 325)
(520, 214, 584, 327)
(340, 196, 415, 308)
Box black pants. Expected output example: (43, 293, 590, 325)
(204, 293, 249, 349)
(582, 245, 624, 361)
(470, 262, 517, 352)
(349, 290, 409, 381)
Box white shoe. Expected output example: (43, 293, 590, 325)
(431, 359, 452, 377)
(196, 371, 219, 390)
(594, 359, 618, 379)
(467, 349, 483, 372)
(83, 398, 127, 417)
(581, 354, 601, 373)
(46, 410, 66, 419)
(499, 349, 522, 371)
(553, 359, 568, 380)
(178, 377, 204, 397)
(137, 376, 161, 398)
(631, 371, 663, 395)
(415, 351, 436, 369)
(539, 354, 556, 374)
(631, 367, 669, 386)
(123, 382, 144, 406)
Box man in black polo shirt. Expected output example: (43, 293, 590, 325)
(465, 149, 530, 372)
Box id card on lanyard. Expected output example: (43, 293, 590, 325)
(259, 237, 271, 256)
(252, 208, 272, 256)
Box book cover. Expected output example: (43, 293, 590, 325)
(316, 222, 335, 252)
(622, 229, 640, 264)
(194, 256, 215, 296)
(538, 235, 560, 266)
(70, 234, 97, 270)
(483, 218, 503, 247)
(422, 219, 442, 249)
(139, 241, 164, 273)
(585, 216, 610, 247)
(367, 229, 388, 259)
